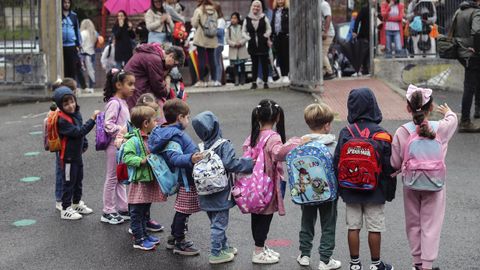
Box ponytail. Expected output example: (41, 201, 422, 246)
(103, 68, 133, 102)
(407, 91, 435, 139)
(250, 99, 286, 147)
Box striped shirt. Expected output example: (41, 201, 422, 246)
(385, 5, 400, 31)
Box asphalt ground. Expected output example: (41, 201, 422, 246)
(0, 88, 479, 270)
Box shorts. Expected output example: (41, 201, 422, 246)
(345, 203, 385, 232)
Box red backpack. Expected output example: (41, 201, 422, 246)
(173, 22, 187, 41)
(338, 123, 391, 191)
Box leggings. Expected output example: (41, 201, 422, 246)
(251, 54, 269, 83)
(251, 213, 274, 247)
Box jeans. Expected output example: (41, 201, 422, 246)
(55, 152, 63, 202)
(251, 54, 269, 83)
(197, 46, 216, 81)
(251, 213, 274, 247)
(171, 211, 190, 241)
(82, 54, 96, 88)
(214, 46, 224, 83)
(130, 203, 151, 243)
(461, 61, 480, 121)
(207, 210, 230, 256)
(61, 161, 83, 210)
(385, 30, 403, 57)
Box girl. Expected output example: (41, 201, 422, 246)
(80, 19, 98, 93)
(101, 69, 135, 225)
(101, 38, 116, 73)
(244, 99, 299, 264)
(271, 0, 290, 83)
(145, 0, 174, 45)
(226, 12, 248, 86)
(391, 85, 457, 270)
(380, 0, 405, 58)
(112, 10, 135, 68)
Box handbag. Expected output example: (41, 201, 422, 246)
(437, 11, 460, 59)
(417, 35, 432, 52)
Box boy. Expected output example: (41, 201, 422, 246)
(296, 103, 342, 270)
(333, 88, 395, 270)
(54, 86, 99, 220)
(148, 99, 203, 256)
(122, 106, 164, 250)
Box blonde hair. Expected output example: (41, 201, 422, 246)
(304, 103, 335, 130)
(80, 19, 97, 45)
(273, 0, 289, 9)
(130, 106, 157, 129)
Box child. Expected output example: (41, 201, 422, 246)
(333, 88, 395, 270)
(101, 68, 135, 225)
(391, 85, 457, 270)
(53, 86, 100, 220)
(244, 99, 299, 264)
(296, 103, 342, 270)
(192, 111, 254, 264)
(101, 38, 116, 72)
(122, 106, 167, 250)
(148, 99, 203, 256)
(226, 12, 248, 86)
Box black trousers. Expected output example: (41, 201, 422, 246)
(251, 213, 274, 247)
(171, 211, 190, 241)
(197, 46, 216, 81)
(251, 54, 269, 83)
(61, 161, 83, 210)
(63, 46, 78, 79)
(274, 34, 290, 76)
(461, 58, 480, 121)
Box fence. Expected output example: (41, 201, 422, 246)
(0, 0, 42, 85)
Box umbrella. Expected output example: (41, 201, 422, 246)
(338, 38, 369, 73)
(104, 0, 150, 15)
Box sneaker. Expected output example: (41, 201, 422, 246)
(296, 255, 310, 266)
(250, 83, 257, 90)
(101, 213, 124, 225)
(268, 76, 274, 83)
(84, 88, 94, 94)
(282, 76, 290, 84)
(55, 202, 62, 211)
(264, 245, 280, 258)
(370, 261, 394, 270)
(118, 210, 130, 221)
(61, 207, 82, 220)
(173, 240, 200, 256)
(319, 258, 342, 270)
(252, 250, 279, 264)
(166, 235, 175, 250)
(128, 228, 133, 235)
(350, 262, 363, 270)
(146, 219, 164, 232)
(72, 201, 93, 215)
(256, 78, 263, 84)
(133, 238, 156, 251)
(193, 81, 206, 87)
(459, 120, 480, 133)
(209, 250, 235, 264)
(146, 235, 160, 245)
(224, 246, 238, 255)
(213, 81, 222, 87)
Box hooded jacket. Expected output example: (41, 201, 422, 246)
(453, 1, 480, 59)
(192, 111, 254, 211)
(54, 87, 95, 163)
(62, 10, 81, 47)
(148, 123, 198, 186)
(333, 88, 395, 204)
(125, 44, 168, 108)
(123, 129, 154, 183)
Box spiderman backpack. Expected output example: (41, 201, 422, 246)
(337, 123, 391, 191)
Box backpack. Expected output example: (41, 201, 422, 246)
(286, 141, 337, 205)
(193, 139, 228, 195)
(96, 99, 122, 151)
(200, 10, 218, 38)
(147, 141, 190, 196)
(400, 121, 445, 191)
(232, 131, 275, 214)
(116, 136, 142, 185)
(45, 110, 73, 152)
(338, 123, 384, 191)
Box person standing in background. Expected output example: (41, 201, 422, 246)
(214, 3, 226, 87)
(80, 19, 98, 93)
(271, 0, 290, 83)
(164, 0, 186, 23)
(320, 0, 336, 80)
(61, 0, 84, 87)
(226, 12, 249, 86)
(353, 2, 371, 75)
(146, 0, 174, 45)
(112, 10, 136, 68)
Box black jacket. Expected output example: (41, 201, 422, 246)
(333, 88, 396, 204)
(112, 23, 136, 62)
(354, 5, 370, 40)
(246, 16, 269, 55)
(271, 7, 289, 38)
(454, 1, 480, 59)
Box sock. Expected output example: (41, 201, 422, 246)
(371, 258, 381, 266)
(350, 256, 360, 264)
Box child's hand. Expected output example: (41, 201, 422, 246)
(141, 157, 148, 165)
(436, 103, 451, 115)
(191, 152, 204, 164)
(91, 110, 101, 120)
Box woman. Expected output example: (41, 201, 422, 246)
(146, 0, 174, 45)
(80, 19, 97, 93)
(214, 3, 226, 86)
(164, 0, 185, 23)
(191, 0, 218, 87)
(271, 0, 289, 83)
(243, 0, 272, 89)
(112, 10, 136, 67)
(381, 0, 405, 58)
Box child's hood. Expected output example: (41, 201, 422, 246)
(303, 133, 336, 146)
(53, 86, 78, 113)
(148, 124, 184, 153)
(192, 111, 222, 147)
(347, 88, 382, 124)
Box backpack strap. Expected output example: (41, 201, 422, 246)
(207, 138, 228, 151)
(57, 111, 74, 163)
(403, 121, 440, 134)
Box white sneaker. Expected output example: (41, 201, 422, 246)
(213, 81, 222, 87)
(193, 81, 206, 87)
(84, 88, 94, 94)
(256, 78, 263, 84)
(319, 258, 342, 270)
(282, 76, 290, 84)
(297, 255, 310, 266)
(264, 245, 280, 258)
(252, 250, 279, 264)
(268, 76, 274, 83)
(72, 201, 93, 215)
(61, 207, 82, 220)
(55, 202, 62, 211)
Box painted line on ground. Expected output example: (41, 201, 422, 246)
(24, 152, 40, 157)
(12, 219, 37, 227)
(29, 131, 42, 135)
(5, 121, 23, 125)
(20, 176, 41, 182)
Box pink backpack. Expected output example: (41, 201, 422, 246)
(232, 131, 275, 214)
(401, 121, 445, 191)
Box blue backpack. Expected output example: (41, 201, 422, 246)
(147, 141, 189, 196)
(286, 141, 337, 205)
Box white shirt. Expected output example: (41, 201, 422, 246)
(320, 1, 335, 37)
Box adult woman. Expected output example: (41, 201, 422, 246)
(381, 0, 405, 58)
(243, 0, 272, 89)
(112, 10, 135, 67)
(214, 3, 226, 86)
(80, 19, 97, 93)
(164, 0, 185, 23)
(271, 0, 289, 83)
(191, 0, 218, 87)
(145, 0, 174, 45)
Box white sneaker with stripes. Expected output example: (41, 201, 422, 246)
(61, 207, 82, 220)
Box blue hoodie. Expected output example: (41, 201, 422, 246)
(333, 88, 395, 204)
(53, 87, 95, 163)
(192, 111, 254, 211)
(148, 123, 198, 186)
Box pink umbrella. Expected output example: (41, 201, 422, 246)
(104, 0, 151, 15)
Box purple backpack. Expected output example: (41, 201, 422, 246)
(232, 131, 275, 214)
(96, 99, 121, 151)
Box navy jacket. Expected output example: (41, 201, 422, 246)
(192, 111, 253, 211)
(54, 87, 95, 163)
(333, 88, 395, 204)
(148, 123, 198, 186)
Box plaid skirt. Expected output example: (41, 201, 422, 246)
(174, 186, 200, 214)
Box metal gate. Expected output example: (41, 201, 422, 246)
(0, 0, 41, 85)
